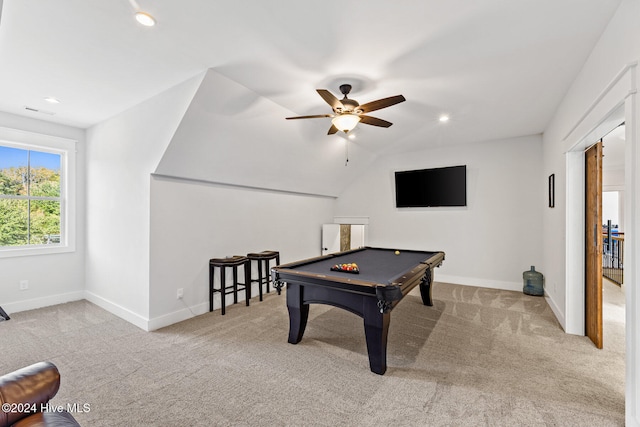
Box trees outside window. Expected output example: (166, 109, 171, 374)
(0, 145, 62, 247)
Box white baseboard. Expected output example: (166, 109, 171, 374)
(436, 273, 568, 332)
(436, 274, 521, 292)
(2, 278, 564, 336)
(147, 302, 209, 331)
(2, 291, 84, 314)
(5, 289, 212, 332)
(83, 290, 150, 331)
(544, 292, 566, 331)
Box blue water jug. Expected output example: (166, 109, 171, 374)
(523, 266, 544, 296)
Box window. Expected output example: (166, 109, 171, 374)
(0, 128, 76, 257)
(0, 146, 62, 246)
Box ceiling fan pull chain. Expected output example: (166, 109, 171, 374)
(345, 140, 349, 166)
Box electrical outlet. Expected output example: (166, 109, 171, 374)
(19, 280, 29, 290)
(177, 288, 183, 299)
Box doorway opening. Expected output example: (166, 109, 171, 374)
(584, 122, 626, 349)
(600, 123, 626, 351)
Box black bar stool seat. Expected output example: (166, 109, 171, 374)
(247, 250, 281, 300)
(209, 255, 250, 315)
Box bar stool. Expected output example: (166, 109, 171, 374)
(247, 250, 281, 300)
(209, 255, 250, 315)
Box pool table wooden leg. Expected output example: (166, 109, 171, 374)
(286, 283, 309, 344)
(363, 301, 391, 375)
(419, 268, 433, 306)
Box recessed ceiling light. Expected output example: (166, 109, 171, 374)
(44, 97, 60, 104)
(439, 115, 450, 123)
(135, 11, 156, 27)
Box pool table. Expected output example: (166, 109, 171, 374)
(271, 246, 445, 375)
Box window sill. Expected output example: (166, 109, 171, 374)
(0, 244, 75, 259)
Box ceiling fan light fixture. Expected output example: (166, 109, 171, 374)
(135, 11, 156, 27)
(332, 114, 361, 133)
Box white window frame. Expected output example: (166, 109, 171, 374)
(0, 127, 76, 258)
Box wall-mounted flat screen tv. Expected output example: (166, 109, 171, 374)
(395, 165, 467, 207)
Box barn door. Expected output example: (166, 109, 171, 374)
(585, 140, 603, 349)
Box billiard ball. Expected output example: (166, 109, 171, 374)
(395, 250, 400, 255)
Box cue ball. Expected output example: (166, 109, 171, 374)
(395, 250, 400, 255)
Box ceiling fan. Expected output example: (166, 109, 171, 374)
(286, 84, 406, 135)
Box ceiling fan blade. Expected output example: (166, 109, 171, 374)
(357, 95, 406, 114)
(359, 115, 393, 128)
(327, 124, 339, 135)
(286, 114, 333, 120)
(317, 89, 344, 111)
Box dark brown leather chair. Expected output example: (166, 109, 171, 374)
(0, 362, 80, 427)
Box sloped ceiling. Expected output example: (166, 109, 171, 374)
(0, 0, 622, 162)
(156, 69, 376, 196)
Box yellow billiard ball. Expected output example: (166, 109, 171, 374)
(394, 250, 400, 255)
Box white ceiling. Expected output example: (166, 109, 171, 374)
(0, 0, 622, 156)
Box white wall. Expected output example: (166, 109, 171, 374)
(81, 67, 378, 330)
(142, 68, 384, 328)
(334, 134, 543, 291)
(148, 176, 334, 329)
(0, 112, 85, 313)
(84, 73, 204, 328)
(542, 1, 638, 332)
(541, 0, 639, 424)
(603, 191, 620, 227)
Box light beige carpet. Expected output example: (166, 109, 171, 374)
(0, 281, 625, 426)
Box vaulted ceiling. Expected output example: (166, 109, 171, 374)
(0, 0, 622, 158)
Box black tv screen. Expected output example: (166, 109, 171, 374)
(395, 165, 467, 207)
